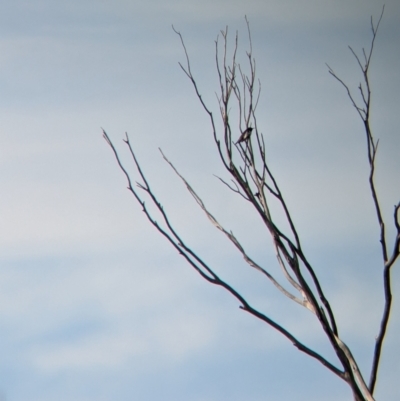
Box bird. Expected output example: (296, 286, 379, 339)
(236, 127, 253, 144)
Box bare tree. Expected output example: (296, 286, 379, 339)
(103, 9, 399, 401)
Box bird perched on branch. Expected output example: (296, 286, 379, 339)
(236, 127, 253, 144)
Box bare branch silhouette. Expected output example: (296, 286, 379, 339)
(104, 8, 397, 401)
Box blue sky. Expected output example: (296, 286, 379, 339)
(0, 1, 399, 400)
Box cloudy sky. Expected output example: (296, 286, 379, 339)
(0, 1, 399, 400)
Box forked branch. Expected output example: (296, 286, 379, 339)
(327, 6, 399, 394)
(104, 11, 396, 401)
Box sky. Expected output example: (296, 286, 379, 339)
(0, 0, 399, 400)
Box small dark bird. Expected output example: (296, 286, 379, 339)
(236, 127, 253, 144)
